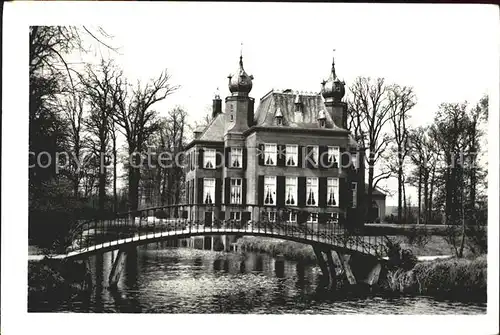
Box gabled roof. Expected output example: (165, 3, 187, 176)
(254, 90, 345, 131)
(197, 113, 225, 142)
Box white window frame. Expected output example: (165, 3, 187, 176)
(328, 146, 340, 167)
(263, 211, 276, 222)
(327, 178, 339, 207)
(203, 178, 215, 205)
(204, 148, 216, 169)
(286, 211, 297, 223)
(351, 152, 358, 169)
(264, 176, 276, 205)
(307, 212, 318, 223)
(285, 177, 297, 206)
(329, 212, 339, 223)
(230, 178, 242, 204)
(285, 144, 298, 167)
(352, 182, 358, 208)
(231, 147, 243, 168)
(306, 177, 319, 207)
(230, 211, 241, 221)
(264, 143, 277, 166)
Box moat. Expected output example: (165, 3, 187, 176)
(28, 238, 486, 314)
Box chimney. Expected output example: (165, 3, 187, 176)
(212, 88, 222, 118)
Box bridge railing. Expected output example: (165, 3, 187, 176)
(66, 204, 388, 257)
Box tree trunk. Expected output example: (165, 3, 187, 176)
(423, 168, 429, 225)
(429, 165, 436, 223)
(402, 182, 407, 224)
(458, 171, 466, 258)
(113, 133, 117, 212)
(98, 149, 106, 215)
(417, 165, 422, 225)
(367, 150, 375, 221)
(397, 148, 403, 223)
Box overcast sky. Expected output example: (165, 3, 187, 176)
(48, 3, 500, 205)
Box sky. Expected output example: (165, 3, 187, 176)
(66, 3, 497, 206)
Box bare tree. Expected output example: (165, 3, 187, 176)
(112, 70, 179, 211)
(59, 89, 89, 198)
(348, 77, 394, 220)
(79, 59, 121, 214)
(388, 85, 416, 223)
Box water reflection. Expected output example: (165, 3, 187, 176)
(28, 236, 487, 314)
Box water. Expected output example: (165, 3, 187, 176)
(28, 239, 486, 314)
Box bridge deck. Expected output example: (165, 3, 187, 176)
(64, 224, 386, 260)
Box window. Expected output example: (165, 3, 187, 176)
(286, 212, 297, 223)
(276, 117, 283, 126)
(203, 178, 215, 205)
(230, 114, 234, 121)
(285, 177, 297, 206)
(230, 178, 242, 204)
(264, 144, 277, 166)
(351, 152, 358, 169)
(306, 177, 318, 206)
(204, 149, 216, 169)
(319, 119, 326, 128)
(286, 145, 298, 166)
(328, 146, 340, 168)
(230, 212, 241, 221)
(327, 178, 339, 207)
(352, 182, 358, 208)
(264, 176, 276, 205)
(307, 213, 318, 223)
(263, 211, 276, 222)
(329, 212, 339, 223)
(307, 146, 319, 166)
(231, 148, 242, 168)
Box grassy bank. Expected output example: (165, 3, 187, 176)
(382, 255, 487, 301)
(238, 237, 317, 264)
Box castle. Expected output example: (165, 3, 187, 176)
(183, 53, 365, 226)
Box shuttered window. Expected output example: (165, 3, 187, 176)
(204, 149, 216, 169)
(306, 177, 318, 207)
(351, 152, 358, 169)
(285, 145, 298, 167)
(264, 176, 276, 205)
(285, 177, 297, 206)
(230, 178, 242, 204)
(231, 148, 243, 168)
(203, 178, 215, 204)
(264, 144, 277, 166)
(328, 146, 340, 168)
(307, 213, 318, 223)
(327, 178, 339, 207)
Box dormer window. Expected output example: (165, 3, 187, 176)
(318, 110, 327, 128)
(275, 107, 283, 126)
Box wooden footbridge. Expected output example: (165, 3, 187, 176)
(55, 204, 390, 290)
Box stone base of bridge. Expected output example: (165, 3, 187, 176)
(312, 246, 384, 290)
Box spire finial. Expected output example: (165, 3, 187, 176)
(215, 87, 220, 99)
(331, 48, 337, 79)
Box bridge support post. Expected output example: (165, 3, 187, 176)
(109, 248, 127, 289)
(338, 254, 357, 285)
(364, 262, 382, 287)
(324, 250, 337, 291)
(312, 246, 330, 289)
